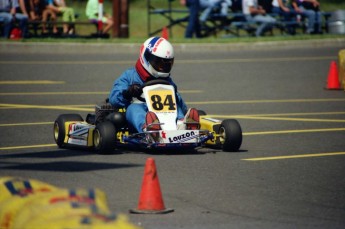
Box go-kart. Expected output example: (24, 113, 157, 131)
(53, 80, 242, 154)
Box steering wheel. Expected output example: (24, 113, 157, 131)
(136, 79, 172, 102)
(141, 79, 171, 87)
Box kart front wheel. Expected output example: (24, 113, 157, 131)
(93, 121, 117, 154)
(219, 119, 242, 152)
(54, 114, 84, 148)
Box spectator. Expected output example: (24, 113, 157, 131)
(28, 0, 55, 35)
(29, 0, 40, 21)
(180, 0, 202, 38)
(17, 0, 30, 18)
(0, 0, 28, 38)
(35, 0, 57, 35)
(45, 0, 75, 35)
(291, 0, 321, 34)
(86, 0, 113, 34)
(271, 0, 297, 35)
(230, 0, 242, 12)
(242, 0, 277, 37)
(258, 0, 272, 13)
(199, 0, 232, 24)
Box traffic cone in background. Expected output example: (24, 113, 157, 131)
(162, 26, 169, 40)
(129, 158, 174, 214)
(325, 61, 341, 90)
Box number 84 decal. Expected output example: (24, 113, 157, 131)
(148, 90, 176, 112)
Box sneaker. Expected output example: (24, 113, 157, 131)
(184, 108, 200, 130)
(144, 111, 161, 142)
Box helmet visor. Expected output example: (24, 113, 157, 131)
(144, 49, 174, 73)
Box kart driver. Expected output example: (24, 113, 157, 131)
(108, 36, 200, 134)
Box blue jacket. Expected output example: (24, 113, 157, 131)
(108, 67, 188, 115)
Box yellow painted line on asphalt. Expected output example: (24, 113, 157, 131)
(0, 103, 93, 112)
(236, 111, 345, 117)
(0, 92, 109, 96)
(0, 80, 65, 84)
(243, 152, 345, 161)
(210, 111, 345, 122)
(243, 128, 345, 135)
(180, 56, 335, 64)
(0, 56, 334, 65)
(0, 60, 132, 65)
(0, 103, 94, 110)
(187, 98, 345, 105)
(0, 144, 56, 150)
(65, 104, 94, 107)
(0, 122, 53, 127)
(231, 115, 345, 122)
(0, 90, 202, 96)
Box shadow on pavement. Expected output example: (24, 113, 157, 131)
(0, 149, 141, 172)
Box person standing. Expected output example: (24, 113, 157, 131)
(180, 0, 202, 38)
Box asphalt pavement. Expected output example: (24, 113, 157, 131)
(0, 41, 345, 229)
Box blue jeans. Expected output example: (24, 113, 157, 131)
(272, 6, 297, 34)
(298, 6, 322, 33)
(126, 103, 185, 133)
(245, 14, 276, 37)
(185, 0, 202, 38)
(0, 12, 28, 38)
(199, 0, 231, 23)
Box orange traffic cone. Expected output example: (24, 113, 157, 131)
(162, 26, 169, 40)
(325, 61, 341, 90)
(129, 158, 174, 214)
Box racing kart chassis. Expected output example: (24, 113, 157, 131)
(53, 80, 242, 154)
(53, 111, 242, 154)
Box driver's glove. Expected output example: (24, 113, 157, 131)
(123, 84, 142, 100)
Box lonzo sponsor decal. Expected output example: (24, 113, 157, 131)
(168, 131, 196, 143)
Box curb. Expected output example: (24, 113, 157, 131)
(1, 38, 344, 54)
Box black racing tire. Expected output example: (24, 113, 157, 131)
(198, 110, 207, 116)
(219, 119, 242, 152)
(54, 114, 84, 148)
(93, 121, 117, 154)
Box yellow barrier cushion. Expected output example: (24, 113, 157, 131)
(0, 177, 140, 229)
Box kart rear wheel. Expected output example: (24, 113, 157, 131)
(219, 119, 242, 152)
(54, 114, 84, 148)
(93, 121, 117, 154)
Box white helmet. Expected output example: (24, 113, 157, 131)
(139, 37, 174, 78)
